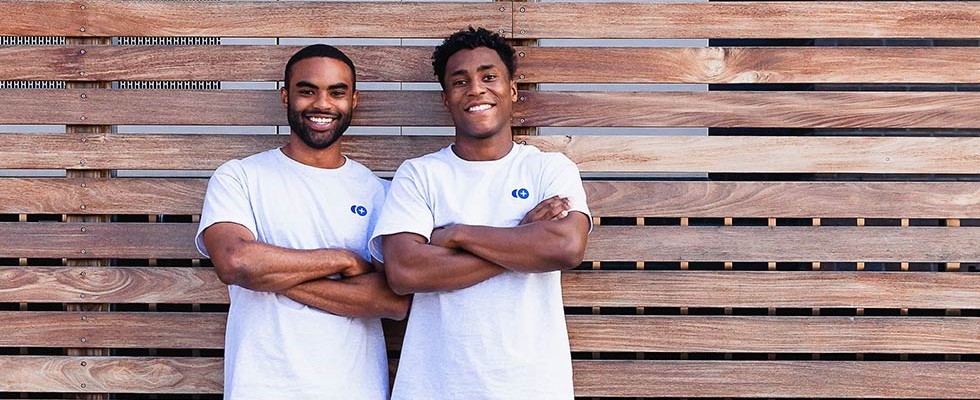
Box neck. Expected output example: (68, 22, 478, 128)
(452, 130, 514, 161)
(280, 135, 346, 169)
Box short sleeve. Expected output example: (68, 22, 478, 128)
(369, 161, 435, 263)
(195, 160, 258, 258)
(542, 154, 592, 232)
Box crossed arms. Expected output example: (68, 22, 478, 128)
(202, 222, 410, 320)
(381, 196, 591, 296)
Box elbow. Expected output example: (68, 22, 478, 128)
(384, 264, 415, 296)
(384, 296, 411, 320)
(212, 242, 254, 287)
(553, 235, 587, 271)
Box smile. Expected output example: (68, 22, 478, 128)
(466, 104, 493, 112)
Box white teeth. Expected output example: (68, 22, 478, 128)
(467, 104, 492, 112)
(309, 117, 333, 124)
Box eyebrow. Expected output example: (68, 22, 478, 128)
(449, 64, 498, 77)
(295, 81, 350, 91)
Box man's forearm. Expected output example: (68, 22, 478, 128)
(216, 239, 364, 292)
(280, 272, 410, 320)
(382, 234, 506, 295)
(437, 212, 590, 273)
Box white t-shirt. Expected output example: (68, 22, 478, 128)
(370, 143, 590, 400)
(196, 148, 390, 400)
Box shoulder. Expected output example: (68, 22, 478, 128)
(515, 143, 577, 170)
(394, 146, 452, 176)
(344, 157, 388, 190)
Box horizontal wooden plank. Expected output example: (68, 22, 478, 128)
(562, 271, 980, 309)
(0, 267, 226, 304)
(516, 2, 980, 39)
(567, 315, 980, 354)
(4, 268, 976, 309)
(516, 91, 980, 129)
(0, 312, 224, 349)
(3, 90, 979, 128)
(0, 45, 434, 82)
(587, 226, 980, 262)
(2, 223, 977, 262)
(586, 181, 980, 219)
(0, 90, 448, 126)
(573, 360, 980, 398)
(3, 1, 510, 38)
(517, 47, 980, 84)
(0, 356, 222, 393)
(0, 134, 451, 171)
(6, 179, 979, 218)
(2, 134, 978, 174)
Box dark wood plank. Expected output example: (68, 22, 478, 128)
(586, 181, 980, 219)
(516, 47, 980, 84)
(586, 226, 980, 263)
(2, 1, 510, 38)
(572, 360, 980, 398)
(567, 315, 980, 354)
(562, 271, 980, 309)
(0, 178, 207, 215)
(516, 91, 980, 128)
(0, 267, 227, 304)
(0, 90, 447, 126)
(0, 45, 434, 82)
(0, 223, 197, 259)
(7, 179, 979, 218)
(0, 356, 222, 393)
(0, 133, 451, 171)
(3, 134, 978, 174)
(0, 312, 225, 349)
(515, 2, 980, 39)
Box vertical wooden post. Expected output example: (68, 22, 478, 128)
(63, 35, 111, 400)
(509, 0, 538, 137)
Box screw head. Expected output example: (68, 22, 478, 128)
(519, 74, 526, 79)
(498, 6, 505, 11)
(80, 249, 87, 254)
(520, 29, 526, 35)
(80, 5, 86, 10)
(519, 96, 526, 102)
(80, 93, 87, 99)
(520, 118, 526, 123)
(80, 204, 87, 210)
(80, 226, 87, 232)
(79, 27, 86, 33)
(79, 159, 86, 165)
(519, 52, 525, 58)
(79, 49, 86, 55)
(81, 361, 87, 366)
(80, 383, 86, 389)
(80, 337, 87, 343)
(79, 116, 87, 121)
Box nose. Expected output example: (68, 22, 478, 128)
(466, 80, 487, 96)
(313, 92, 332, 110)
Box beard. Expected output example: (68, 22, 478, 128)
(286, 104, 353, 150)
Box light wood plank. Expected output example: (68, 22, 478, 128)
(0, 45, 434, 82)
(515, 2, 980, 39)
(0, 134, 451, 171)
(2, 1, 510, 38)
(0, 356, 222, 393)
(516, 47, 980, 84)
(0, 267, 226, 304)
(516, 91, 980, 128)
(0, 90, 447, 126)
(0, 223, 196, 259)
(2, 134, 978, 174)
(572, 360, 980, 398)
(567, 315, 980, 353)
(0, 312, 225, 349)
(6, 179, 979, 218)
(585, 181, 980, 219)
(562, 271, 980, 309)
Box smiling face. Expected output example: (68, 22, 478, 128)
(281, 57, 358, 150)
(440, 47, 518, 141)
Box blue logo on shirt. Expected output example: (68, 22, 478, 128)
(511, 188, 530, 199)
(350, 205, 368, 217)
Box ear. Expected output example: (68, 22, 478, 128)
(351, 90, 360, 110)
(280, 86, 289, 110)
(440, 91, 449, 111)
(510, 78, 518, 102)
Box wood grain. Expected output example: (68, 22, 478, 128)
(2, 1, 510, 37)
(515, 2, 980, 39)
(2, 134, 978, 174)
(0, 267, 226, 304)
(0, 133, 451, 171)
(586, 226, 980, 262)
(0, 223, 197, 259)
(0, 356, 222, 393)
(0, 90, 448, 126)
(0, 312, 225, 349)
(566, 315, 980, 353)
(6, 179, 979, 218)
(516, 91, 980, 128)
(572, 360, 980, 398)
(515, 46, 980, 84)
(562, 271, 980, 309)
(585, 181, 980, 219)
(0, 45, 434, 82)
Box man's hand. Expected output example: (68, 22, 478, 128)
(341, 253, 375, 278)
(520, 195, 570, 225)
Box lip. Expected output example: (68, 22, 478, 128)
(304, 112, 339, 131)
(464, 101, 496, 113)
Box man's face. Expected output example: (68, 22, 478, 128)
(281, 57, 358, 149)
(440, 47, 518, 140)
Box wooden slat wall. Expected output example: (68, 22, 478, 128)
(1, 0, 978, 399)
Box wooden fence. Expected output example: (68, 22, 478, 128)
(1, 0, 979, 398)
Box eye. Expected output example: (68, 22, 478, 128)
(298, 89, 314, 95)
(453, 79, 467, 86)
(331, 91, 346, 98)
(483, 74, 497, 82)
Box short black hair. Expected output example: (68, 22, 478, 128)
(284, 44, 357, 90)
(432, 27, 516, 90)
